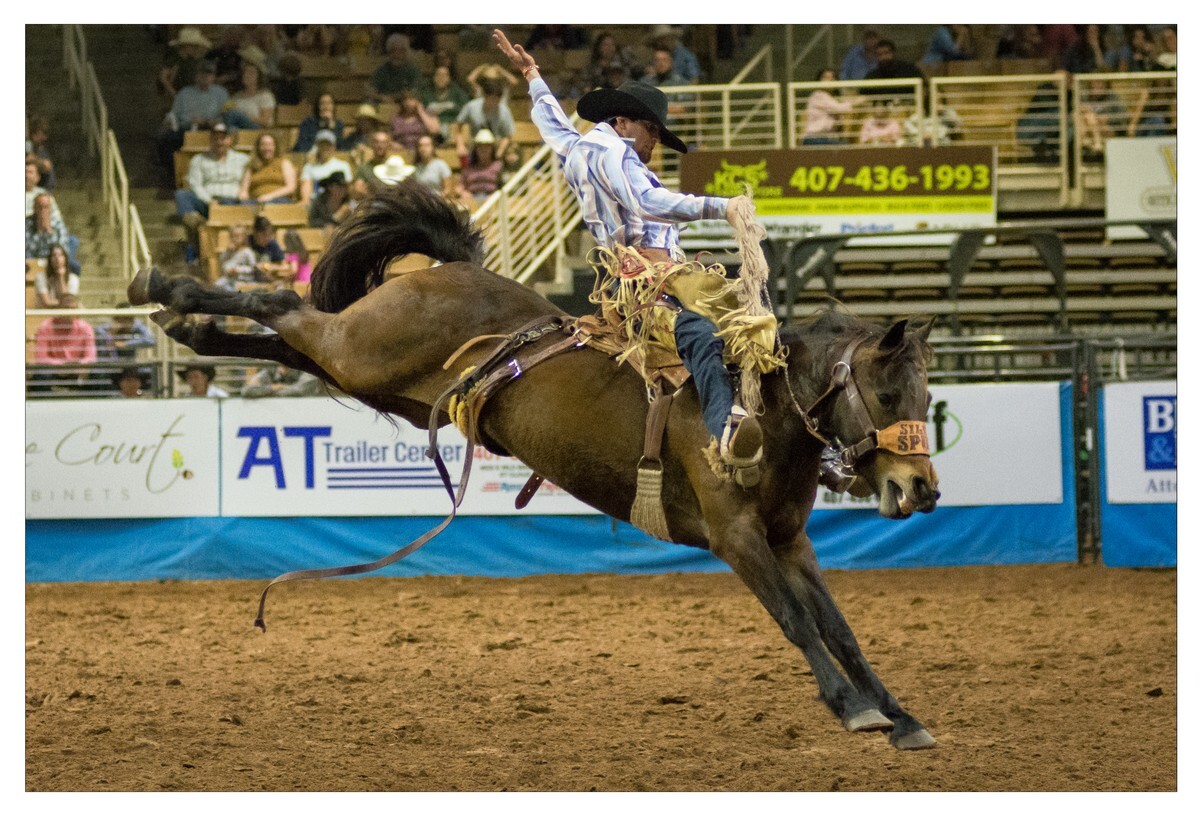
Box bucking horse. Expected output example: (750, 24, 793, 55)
(128, 183, 941, 749)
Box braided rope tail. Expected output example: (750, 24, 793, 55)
(727, 184, 775, 416)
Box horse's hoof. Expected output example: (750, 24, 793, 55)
(127, 268, 158, 306)
(150, 309, 185, 332)
(891, 728, 937, 750)
(843, 708, 893, 733)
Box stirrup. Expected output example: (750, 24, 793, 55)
(720, 408, 763, 488)
(818, 447, 872, 497)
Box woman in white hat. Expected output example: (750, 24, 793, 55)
(453, 128, 502, 203)
(160, 26, 212, 101)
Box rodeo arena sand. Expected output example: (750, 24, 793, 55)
(25, 564, 1175, 792)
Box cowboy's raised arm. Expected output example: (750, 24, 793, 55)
(493, 29, 580, 158)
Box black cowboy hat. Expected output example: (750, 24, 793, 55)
(577, 81, 688, 154)
(177, 363, 217, 381)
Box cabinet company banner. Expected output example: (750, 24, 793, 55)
(25, 399, 221, 519)
(678, 145, 997, 243)
(1105, 137, 1176, 240)
(26, 383, 1065, 520)
(1103, 380, 1177, 505)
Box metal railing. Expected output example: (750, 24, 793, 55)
(729, 45, 773, 84)
(60, 24, 150, 282)
(787, 77, 924, 149)
(1073, 71, 1177, 191)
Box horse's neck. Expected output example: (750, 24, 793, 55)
(781, 329, 854, 406)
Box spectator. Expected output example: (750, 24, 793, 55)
(372, 155, 417, 193)
(432, 47, 462, 84)
(176, 123, 249, 260)
(1040, 25, 1078, 70)
(341, 104, 384, 154)
(1079, 78, 1125, 162)
(369, 33, 421, 103)
(1063, 25, 1107, 75)
(248, 215, 295, 283)
(33, 244, 79, 308)
(308, 171, 352, 232)
(922, 25, 974, 68)
(294, 24, 341, 57)
(585, 32, 639, 92)
(292, 93, 342, 154)
(498, 142, 524, 187)
(224, 59, 276, 129)
(1154, 26, 1176, 70)
(159, 26, 212, 102)
(238, 132, 298, 204)
(273, 52, 305, 106)
(411, 134, 452, 195)
(642, 48, 689, 88)
(26, 157, 61, 219)
(112, 367, 150, 398)
(453, 128, 502, 203)
(391, 90, 440, 152)
(248, 26, 287, 81)
(1114, 26, 1158, 72)
(859, 99, 903, 145)
(598, 64, 629, 91)
(352, 130, 401, 198)
(178, 363, 228, 398)
(205, 25, 245, 90)
(801, 69, 859, 145)
(420, 65, 470, 143)
(840, 28, 880, 81)
(34, 295, 96, 367)
(25, 116, 56, 190)
(1017, 80, 1063, 164)
(242, 364, 322, 398)
(525, 24, 587, 51)
(864, 40, 924, 83)
(456, 69, 515, 156)
(996, 25, 1043, 60)
(26, 192, 74, 262)
(95, 305, 156, 361)
(155, 59, 229, 188)
(216, 223, 264, 289)
(903, 85, 962, 146)
(298, 129, 353, 205)
(647, 25, 701, 84)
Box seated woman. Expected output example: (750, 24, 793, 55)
(801, 69, 859, 145)
(420, 65, 471, 143)
(391, 90, 440, 152)
(34, 243, 79, 308)
(223, 61, 276, 130)
(238, 132, 298, 204)
(410, 134, 453, 196)
(453, 128, 502, 205)
(293, 92, 343, 154)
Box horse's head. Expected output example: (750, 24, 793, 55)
(784, 309, 940, 519)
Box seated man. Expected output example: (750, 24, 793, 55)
(31, 294, 97, 392)
(455, 69, 515, 159)
(26, 192, 74, 263)
(368, 33, 421, 103)
(241, 364, 321, 398)
(175, 123, 249, 262)
(351, 129, 401, 199)
(155, 59, 230, 189)
(299, 129, 353, 205)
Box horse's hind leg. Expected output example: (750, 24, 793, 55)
(775, 533, 936, 750)
(129, 267, 304, 324)
(704, 515, 887, 732)
(150, 310, 332, 382)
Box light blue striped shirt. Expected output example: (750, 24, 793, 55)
(528, 78, 726, 258)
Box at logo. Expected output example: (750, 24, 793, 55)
(1143, 396, 1176, 471)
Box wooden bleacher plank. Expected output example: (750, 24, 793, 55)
(261, 202, 309, 227)
(207, 202, 256, 226)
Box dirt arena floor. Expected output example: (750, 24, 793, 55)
(26, 563, 1175, 792)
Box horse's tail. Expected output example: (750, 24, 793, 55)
(308, 182, 486, 313)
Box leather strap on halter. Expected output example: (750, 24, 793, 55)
(253, 315, 580, 631)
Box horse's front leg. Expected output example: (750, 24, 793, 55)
(129, 267, 305, 324)
(774, 532, 936, 750)
(706, 510, 890, 733)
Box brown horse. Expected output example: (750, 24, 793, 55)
(129, 183, 940, 749)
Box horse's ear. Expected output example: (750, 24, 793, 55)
(880, 319, 908, 351)
(910, 315, 935, 342)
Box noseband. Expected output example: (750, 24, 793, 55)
(792, 337, 930, 469)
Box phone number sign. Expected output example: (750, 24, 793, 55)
(679, 145, 997, 240)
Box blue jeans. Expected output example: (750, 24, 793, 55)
(673, 307, 734, 439)
(175, 190, 240, 219)
(222, 109, 261, 131)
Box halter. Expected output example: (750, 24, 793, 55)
(792, 337, 930, 470)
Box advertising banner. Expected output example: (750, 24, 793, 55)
(220, 398, 595, 517)
(814, 381, 1064, 511)
(1105, 137, 1177, 240)
(678, 145, 997, 244)
(25, 399, 221, 519)
(1102, 380, 1177, 505)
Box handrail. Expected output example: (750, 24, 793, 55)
(730, 45, 772, 84)
(787, 24, 835, 81)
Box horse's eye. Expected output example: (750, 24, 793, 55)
(878, 392, 896, 408)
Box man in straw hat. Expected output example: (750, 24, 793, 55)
(493, 29, 782, 487)
(160, 26, 212, 101)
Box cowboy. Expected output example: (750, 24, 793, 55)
(493, 29, 776, 486)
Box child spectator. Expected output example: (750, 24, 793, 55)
(390, 90, 440, 152)
(238, 132, 298, 204)
(370, 33, 421, 102)
(216, 223, 263, 289)
(33, 244, 79, 308)
(298, 129, 353, 205)
(178, 363, 229, 398)
(224, 59, 276, 129)
(292, 93, 342, 154)
(420, 66, 470, 143)
(859, 99, 903, 145)
(249, 215, 296, 283)
(159, 27, 212, 102)
(411, 134, 452, 196)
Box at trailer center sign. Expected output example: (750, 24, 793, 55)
(679, 145, 997, 240)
